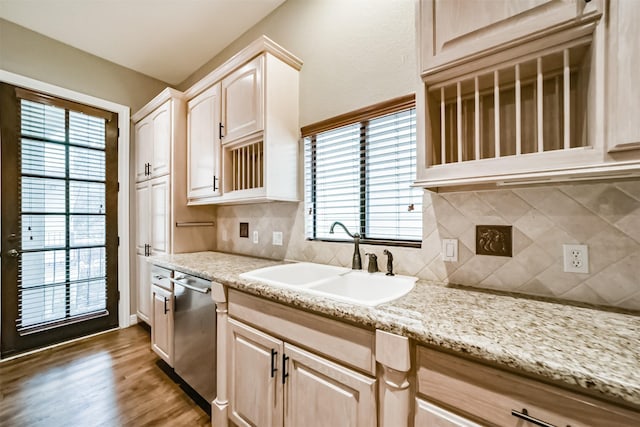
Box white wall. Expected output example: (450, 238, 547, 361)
(178, 0, 417, 127)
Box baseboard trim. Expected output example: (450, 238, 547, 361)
(129, 314, 139, 325)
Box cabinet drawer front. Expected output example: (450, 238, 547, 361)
(415, 398, 482, 427)
(416, 346, 639, 426)
(228, 290, 375, 375)
(151, 265, 172, 290)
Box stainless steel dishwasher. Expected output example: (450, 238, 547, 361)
(171, 272, 216, 403)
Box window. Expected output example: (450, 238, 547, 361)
(303, 95, 422, 246)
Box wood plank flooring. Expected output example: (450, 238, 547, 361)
(0, 324, 211, 427)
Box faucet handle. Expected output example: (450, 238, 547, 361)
(365, 253, 379, 273)
(383, 249, 394, 276)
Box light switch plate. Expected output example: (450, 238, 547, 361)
(272, 231, 283, 246)
(253, 230, 259, 244)
(442, 239, 458, 262)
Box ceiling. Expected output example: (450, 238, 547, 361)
(0, 0, 286, 85)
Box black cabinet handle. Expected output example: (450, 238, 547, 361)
(163, 296, 168, 314)
(511, 409, 555, 427)
(282, 354, 289, 384)
(219, 123, 224, 139)
(270, 349, 278, 378)
(213, 175, 218, 192)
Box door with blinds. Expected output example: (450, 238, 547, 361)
(0, 83, 119, 358)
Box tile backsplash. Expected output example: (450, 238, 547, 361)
(216, 180, 640, 311)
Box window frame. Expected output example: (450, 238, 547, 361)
(302, 94, 421, 248)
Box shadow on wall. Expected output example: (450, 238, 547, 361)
(215, 180, 640, 311)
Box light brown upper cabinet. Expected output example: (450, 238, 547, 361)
(221, 56, 264, 145)
(415, 0, 640, 190)
(187, 83, 222, 203)
(184, 36, 303, 205)
(135, 100, 171, 183)
(132, 89, 216, 323)
(420, 0, 602, 76)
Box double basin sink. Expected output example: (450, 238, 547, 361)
(239, 262, 417, 307)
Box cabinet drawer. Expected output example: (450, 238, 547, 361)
(416, 346, 639, 426)
(228, 289, 375, 375)
(151, 265, 172, 290)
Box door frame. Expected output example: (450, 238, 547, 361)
(0, 70, 132, 340)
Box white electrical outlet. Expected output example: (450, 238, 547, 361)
(563, 244, 589, 274)
(272, 231, 283, 246)
(253, 230, 259, 244)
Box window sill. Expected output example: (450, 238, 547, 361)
(306, 238, 422, 249)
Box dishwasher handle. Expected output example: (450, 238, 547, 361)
(170, 277, 211, 294)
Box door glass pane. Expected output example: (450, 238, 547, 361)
(21, 177, 66, 213)
(70, 215, 105, 247)
(21, 215, 66, 250)
(69, 111, 106, 149)
(20, 100, 65, 142)
(17, 98, 109, 331)
(70, 247, 106, 315)
(21, 285, 67, 327)
(69, 146, 105, 180)
(70, 182, 105, 214)
(21, 139, 66, 177)
(21, 250, 66, 288)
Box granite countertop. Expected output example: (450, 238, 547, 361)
(150, 251, 640, 409)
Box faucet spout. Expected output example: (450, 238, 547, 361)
(329, 221, 354, 238)
(329, 221, 362, 270)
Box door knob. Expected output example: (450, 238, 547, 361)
(7, 249, 19, 257)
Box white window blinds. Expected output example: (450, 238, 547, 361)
(304, 105, 422, 245)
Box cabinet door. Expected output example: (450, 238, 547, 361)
(187, 84, 222, 200)
(607, 0, 640, 152)
(284, 343, 377, 427)
(222, 55, 264, 143)
(134, 118, 152, 182)
(415, 398, 481, 427)
(151, 101, 171, 178)
(151, 285, 173, 366)
(136, 254, 151, 324)
(134, 180, 149, 255)
(150, 175, 170, 255)
(228, 318, 283, 427)
(421, 0, 596, 73)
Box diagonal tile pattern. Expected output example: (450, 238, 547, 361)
(214, 180, 640, 310)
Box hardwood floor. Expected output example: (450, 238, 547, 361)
(0, 324, 211, 427)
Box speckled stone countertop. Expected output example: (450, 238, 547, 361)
(150, 251, 640, 409)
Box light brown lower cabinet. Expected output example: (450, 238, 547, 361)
(415, 346, 639, 427)
(151, 284, 173, 366)
(228, 318, 377, 427)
